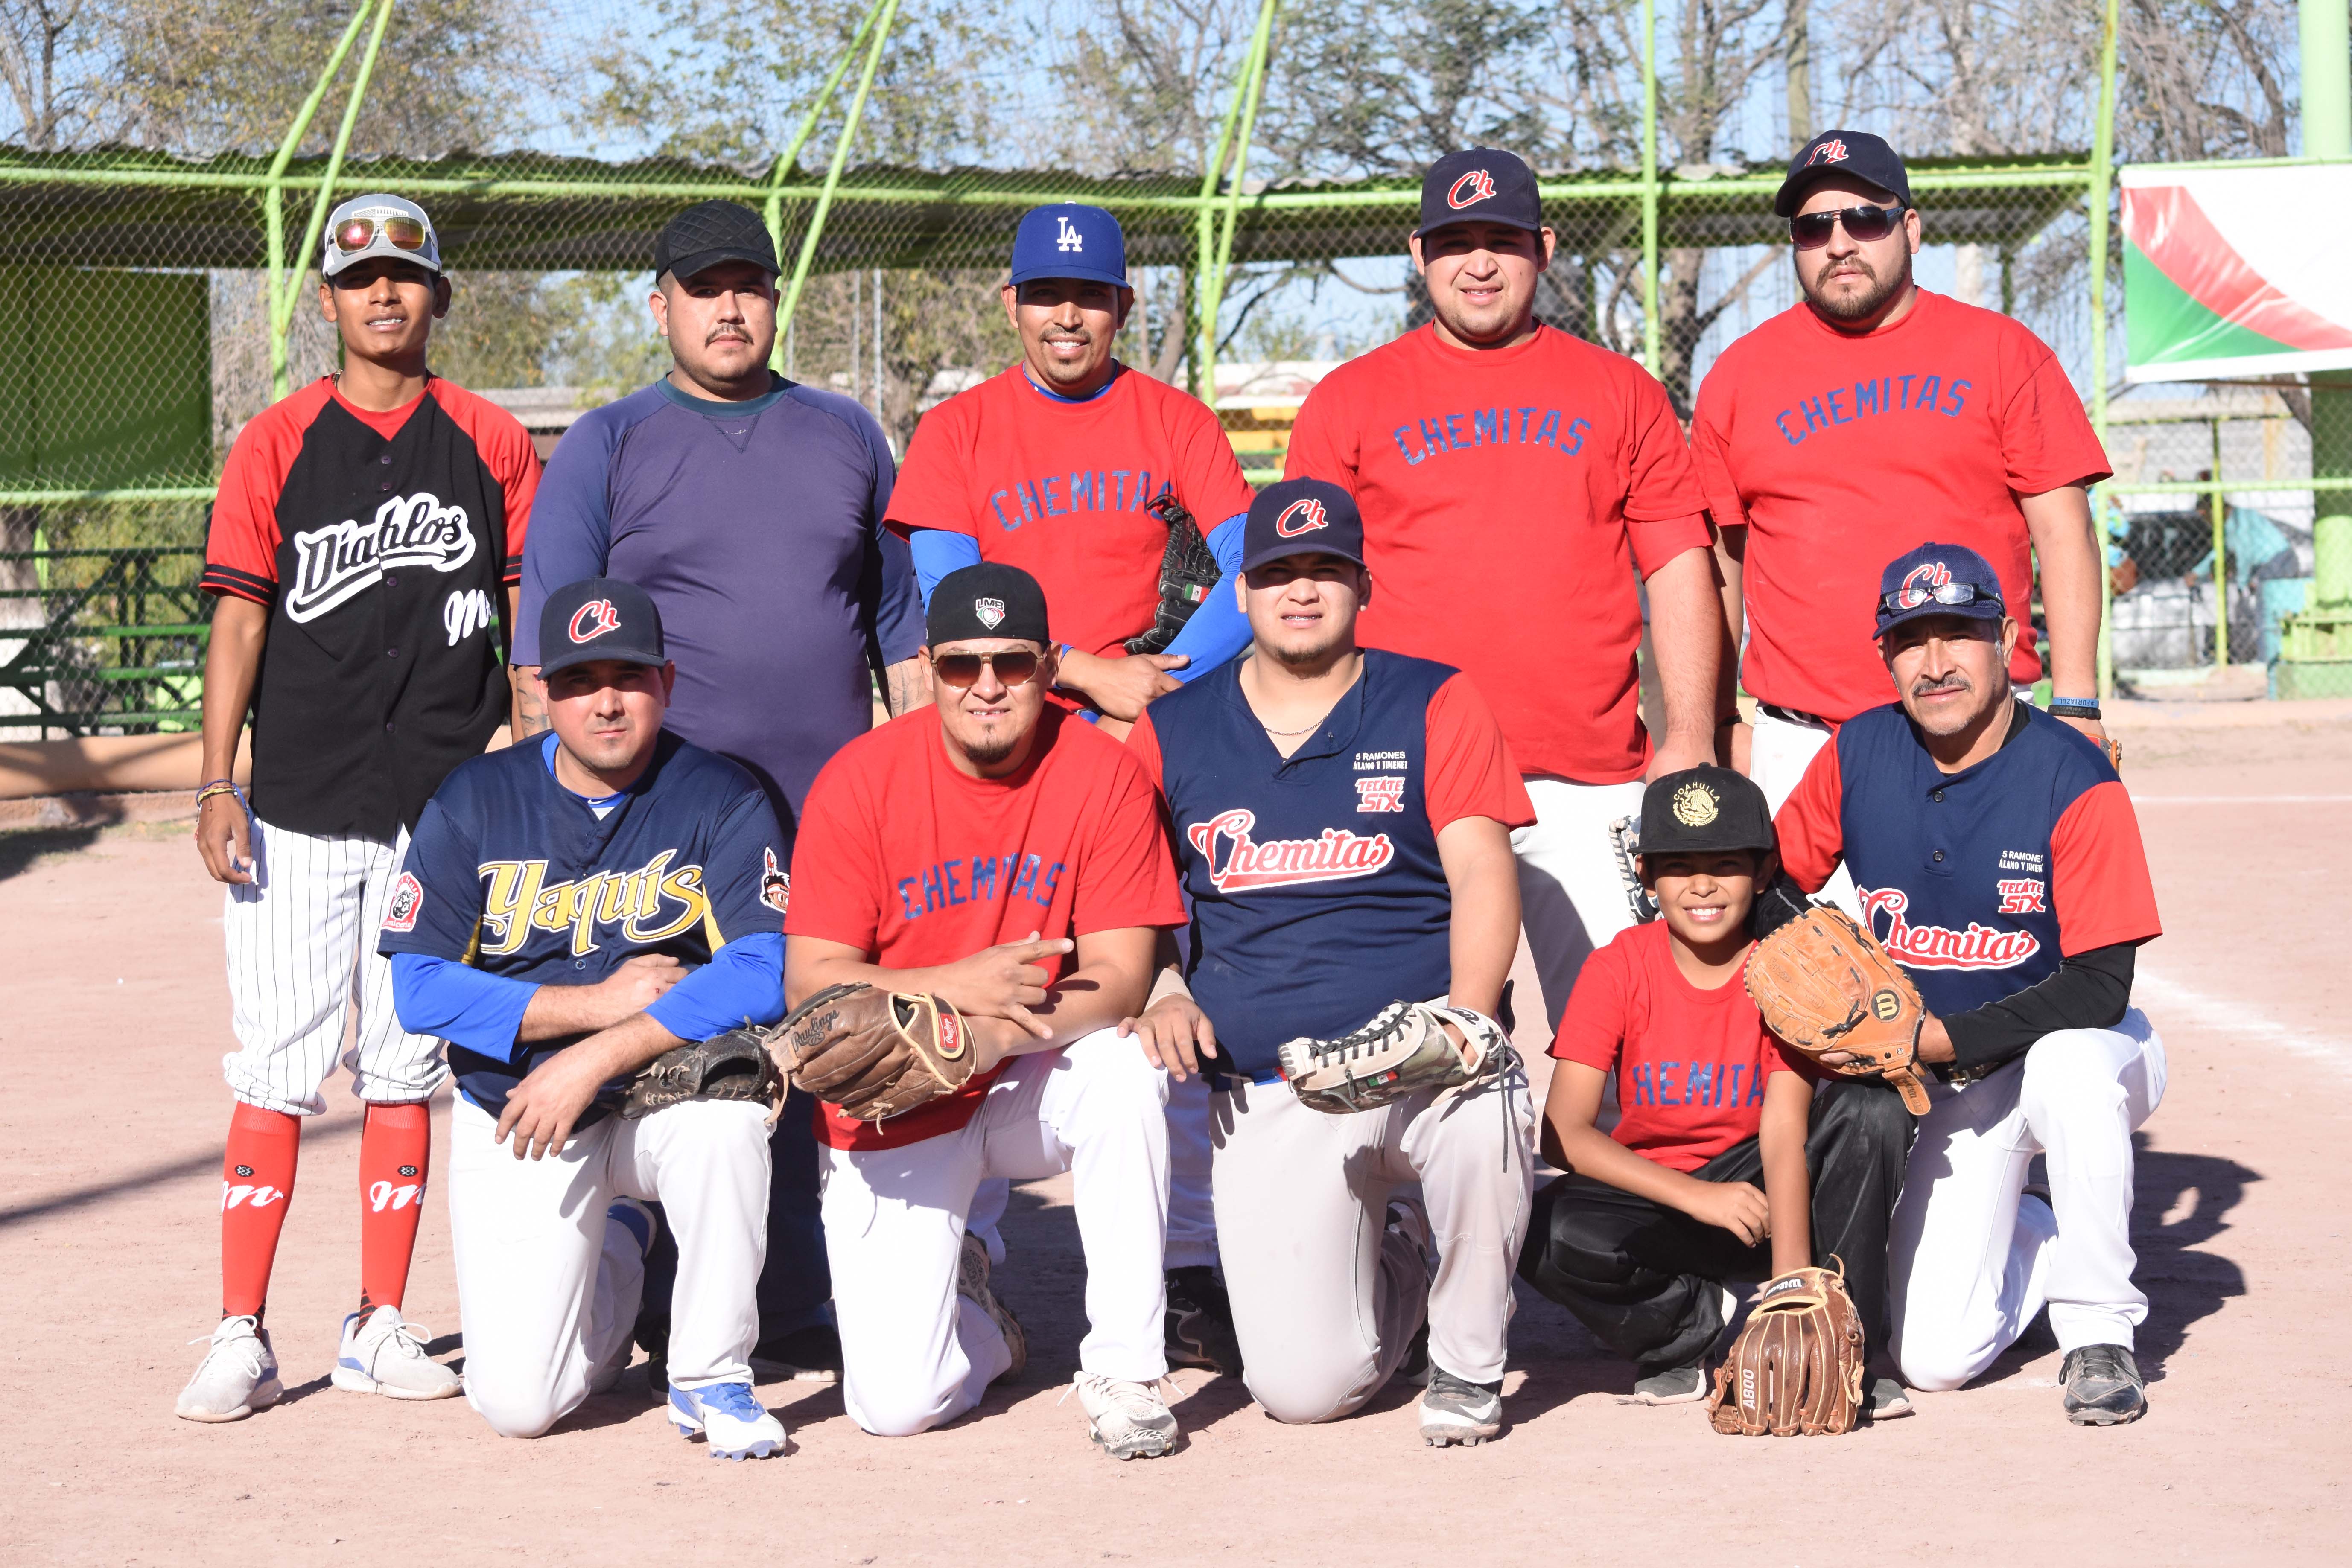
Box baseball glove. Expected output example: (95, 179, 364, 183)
(1277, 1000, 1515, 1114)
(764, 981, 978, 1122)
(1746, 906, 1935, 1114)
(1605, 813, 1660, 926)
(1123, 491, 1222, 656)
(1706, 1261, 1867, 1436)
(621, 1028, 785, 1123)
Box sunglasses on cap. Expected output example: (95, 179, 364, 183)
(332, 210, 431, 256)
(1880, 581, 1999, 614)
(1790, 203, 1906, 251)
(930, 649, 1041, 689)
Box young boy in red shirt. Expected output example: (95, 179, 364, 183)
(1518, 765, 1913, 1416)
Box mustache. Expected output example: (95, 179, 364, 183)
(1909, 670, 1972, 697)
(705, 325, 752, 344)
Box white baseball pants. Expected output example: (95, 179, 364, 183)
(1512, 777, 1646, 1027)
(821, 1027, 1171, 1438)
(1746, 709, 1859, 916)
(221, 818, 444, 1115)
(1211, 1068, 1535, 1424)
(447, 1094, 770, 1439)
(1891, 1010, 2168, 1390)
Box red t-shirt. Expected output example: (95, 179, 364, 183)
(784, 705, 1187, 1149)
(1550, 921, 1805, 1172)
(886, 364, 1257, 659)
(1689, 291, 2111, 721)
(1283, 324, 1711, 784)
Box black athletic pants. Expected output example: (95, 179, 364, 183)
(1517, 1078, 1913, 1378)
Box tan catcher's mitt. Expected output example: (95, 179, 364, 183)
(1746, 906, 1935, 1114)
(1707, 1262, 1867, 1436)
(766, 982, 978, 1122)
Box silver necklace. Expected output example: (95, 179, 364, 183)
(1260, 716, 1323, 737)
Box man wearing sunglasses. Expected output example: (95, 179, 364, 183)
(782, 563, 1191, 1458)
(1691, 131, 2113, 841)
(516, 199, 930, 1386)
(181, 192, 542, 1422)
(1770, 542, 2165, 1426)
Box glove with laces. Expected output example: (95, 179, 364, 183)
(1276, 1000, 1515, 1114)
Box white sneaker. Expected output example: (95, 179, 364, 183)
(668, 1381, 787, 1460)
(332, 1305, 463, 1400)
(176, 1315, 283, 1423)
(1071, 1372, 1179, 1460)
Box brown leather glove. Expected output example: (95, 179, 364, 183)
(1746, 906, 1934, 1113)
(767, 982, 978, 1122)
(1707, 1262, 1868, 1436)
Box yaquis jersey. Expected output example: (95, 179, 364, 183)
(1128, 651, 1534, 1082)
(1774, 702, 2162, 1017)
(378, 731, 789, 1116)
(202, 376, 540, 840)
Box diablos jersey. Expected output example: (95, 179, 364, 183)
(1129, 650, 1534, 1081)
(378, 730, 790, 1117)
(1774, 702, 2162, 1016)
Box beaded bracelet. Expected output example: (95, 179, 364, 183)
(194, 780, 244, 808)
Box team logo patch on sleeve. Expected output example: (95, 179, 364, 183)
(760, 847, 791, 915)
(382, 871, 423, 933)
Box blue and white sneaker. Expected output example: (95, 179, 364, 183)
(332, 1304, 462, 1400)
(668, 1381, 786, 1460)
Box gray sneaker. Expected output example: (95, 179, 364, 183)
(1419, 1367, 1504, 1446)
(1868, 1376, 1914, 1420)
(176, 1314, 283, 1423)
(2061, 1344, 2146, 1426)
(1619, 1363, 1710, 1405)
(959, 1231, 1027, 1381)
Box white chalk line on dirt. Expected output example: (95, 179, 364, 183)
(2134, 969, 2351, 1076)
(2129, 794, 2352, 804)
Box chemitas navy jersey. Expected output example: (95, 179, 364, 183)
(202, 376, 540, 840)
(377, 731, 789, 1117)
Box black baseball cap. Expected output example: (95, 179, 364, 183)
(1874, 542, 2006, 639)
(1414, 149, 1544, 238)
(1240, 478, 1366, 572)
(539, 577, 667, 677)
(1638, 766, 1775, 860)
(928, 562, 1051, 647)
(654, 200, 780, 282)
(1774, 130, 1913, 217)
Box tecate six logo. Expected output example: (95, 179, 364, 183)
(286, 492, 478, 624)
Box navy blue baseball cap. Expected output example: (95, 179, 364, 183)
(539, 577, 668, 676)
(1775, 130, 1914, 217)
(1241, 478, 1366, 572)
(1874, 542, 2006, 639)
(1007, 204, 1128, 290)
(654, 200, 780, 281)
(1415, 149, 1544, 238)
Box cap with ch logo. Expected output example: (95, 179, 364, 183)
(1008, 204, 1128, 291)
(1874, 542, 2005, 638)
(538, 577, 668, 676)
(1241, 477, 1366, 572)
(1415, 149, 1544, 238)
(1774, 130, 1914, 217)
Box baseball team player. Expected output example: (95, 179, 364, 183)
(1117, 480, 1539, 1445)
(1691, 131, 2114, 820)
(1517, 765, 1913, 1417)
(518, 200, 929, 1381)
(179, 193, 540, 1422)
(1283, 149, 1725, 1027)
(782, 564, 1190, 1457)
(382, 578, 791, 1456)
(1774, 543, 2165, 1425)
(887, 202, 1257, 1373)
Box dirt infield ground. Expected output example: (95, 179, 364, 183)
(3, 702, 2346, 1566)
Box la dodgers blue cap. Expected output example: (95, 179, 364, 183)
(539, 577, 667, 676)
(1775, 130, 1914, 217)
(1241, 478, 1366, 572)
(1007, 204, 1128, 290)
(1874, 542, 2005, 638)
(1415, 149, 1544, 238)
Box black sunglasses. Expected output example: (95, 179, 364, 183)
(1790, 203, 1907, 251)
(931, 649, 1041, 689)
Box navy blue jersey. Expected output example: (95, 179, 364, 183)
(1777, 702, 2162, 1017)
(1131, 650, 1534, 1081)
(379, 730, 790, 1115)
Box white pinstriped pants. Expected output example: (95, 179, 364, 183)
(220, 818, 446, 1116)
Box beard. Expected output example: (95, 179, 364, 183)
(1803, 249, 1911, 322)
(1267, 623, 1351, 672)
(959, 726, 1020, 766)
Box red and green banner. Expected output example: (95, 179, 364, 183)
(2122, 163, 2352, 382)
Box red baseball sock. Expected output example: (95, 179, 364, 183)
(220, 1102, 301, 1320)
(358, 1102, 432, 1314)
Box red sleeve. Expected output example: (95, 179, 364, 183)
(428, 382, 542, 582)
(1124, 707, 1166, 795)
(1423, 673, 1535, 831)
(1071, 746, 1186, 934)
(201, 383, 332, 603)
(781, 749, 888, 953)
(1687, 367, 1751, 531)
(1618, 361, 1712, 573)
(883, 393, 977, 539)
(2001, 331, 2112, 495)
(1172, 391, 1258, 525)
(1281, 373, 1361, 493)
(1771, 739, 1846, 893)
(2048, 780, 2162, 954)
(1548, 938, 1630, 1067)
